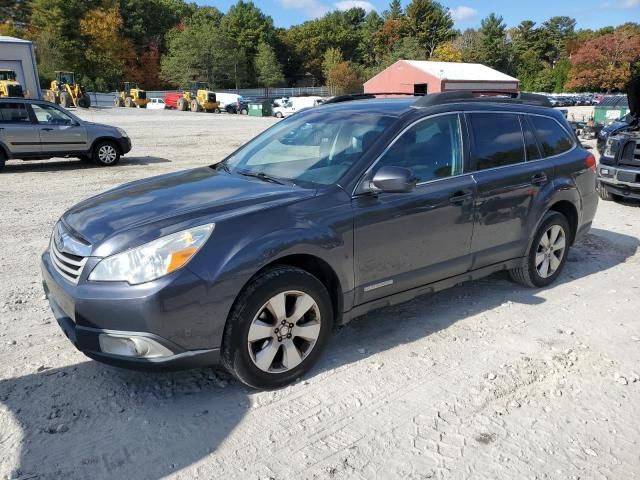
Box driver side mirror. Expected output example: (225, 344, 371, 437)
(371, 166, 417, 193)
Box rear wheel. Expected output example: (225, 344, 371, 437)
(177, 97, 188, 111)
(125, 96, 134, 108)
(79, 94, 91, 108)
(92, 140, 120, 166)
(275, 111, 283, 118)
(60, 92, 71, 108)
(222, 266, 334, 389)
(509, 211, 571, 288)
(240, 108, 248, 115)
(114, 96, 123, 107)
(190, 99, 200, 112)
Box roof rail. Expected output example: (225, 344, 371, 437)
(414, 91, 552, 108)
(323, 92, 424, 105)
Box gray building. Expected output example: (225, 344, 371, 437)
(0, 36, 41, 99)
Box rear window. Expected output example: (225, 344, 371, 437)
(0, 103, 31, 123)
(530, 116, 574, 157)
(468, 113, 525, 170)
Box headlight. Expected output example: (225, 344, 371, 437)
(89, 223, 214, 284)
(116, 127, 128, 137)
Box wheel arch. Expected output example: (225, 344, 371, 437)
(548, 200, 579, 244)
(89, 136, 123, 155)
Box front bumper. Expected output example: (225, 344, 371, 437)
(598, 165, 640, 198)
(117, 137, 132, 155)
(41, 250, 225, 371)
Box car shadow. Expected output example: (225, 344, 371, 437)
(0, 229, 637, 479)
(2, 156, 171, 172)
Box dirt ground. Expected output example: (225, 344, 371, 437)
(1, 107, 639, 480)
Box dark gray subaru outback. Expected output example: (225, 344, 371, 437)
(41, 91, 598, 389)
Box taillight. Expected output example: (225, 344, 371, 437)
(585, 152, 596, 172)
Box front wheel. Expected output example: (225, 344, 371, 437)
(598, 182, 619, 201)
(92, 141, 120, 166)
(221, 266, 334, 389)
(509, 211, 571, 288)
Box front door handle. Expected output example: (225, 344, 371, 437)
(41, 127, 55, 131)
(449, 190, 473, 204)
(531, 173, 548, 185)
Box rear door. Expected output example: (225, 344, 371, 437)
(30, 103, 88, 154)
(467, 112, 555, 268)
(0, 102, 40, 155)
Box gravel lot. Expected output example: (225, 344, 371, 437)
(1, 107, 639, 480)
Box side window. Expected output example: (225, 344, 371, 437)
(0, 103, 31, 124)
(30, 104, 74, 125)
(468, 113, 525, 170)
(530, 116, 574, 157)
(375, 114, 463, 183)
(521, 115, 542, 161)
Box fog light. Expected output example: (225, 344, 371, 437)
(99, 334, 174, 358)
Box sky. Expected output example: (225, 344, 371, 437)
(199, 0, 640, 30)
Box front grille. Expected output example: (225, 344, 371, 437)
(7, 85, 23, 97)
(50, 236, 88, 284)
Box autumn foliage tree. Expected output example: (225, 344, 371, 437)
(566, 31, 640, 91)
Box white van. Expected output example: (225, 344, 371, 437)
(215, 92, 242, 112)
(273, 96, 323, 118)
(147, 97, 166, 110)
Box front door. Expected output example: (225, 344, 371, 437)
(353, 113, 476, 304)
(30, 103, 88, 154)
(0, 101, 40, 155)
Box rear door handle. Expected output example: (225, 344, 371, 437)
(531, 173, 548, 185)
(449, 190, 473, 204)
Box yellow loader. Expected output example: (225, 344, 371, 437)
(114, 82, 150, 108)
(0, 69, 24, 97)
(44, 71, 91, 108)
(176, 82, 220, 113)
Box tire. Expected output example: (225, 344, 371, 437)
(114, 96, 123, 107)
(240, 108, 248, 115)
(598, 182, 619, 201)
(190, 99, 200, 112)
(80, 95, 91, 108)
(0, 150, 5, 172)
(509, 211, 571, 288)
(221, 266, 334, 389)
(214, 108, 221, 114)
(60, 92, 71, 108)
(275, 111, 283, 118)
(92, 140, 120, 166)
(177, 97, 188, 111)
(125, 97, 134, 108)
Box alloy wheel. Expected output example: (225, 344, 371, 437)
(98, 145, 117, 164)
(535, 225, 566, 278)
(247, 290, 321, 373)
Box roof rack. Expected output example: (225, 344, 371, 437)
(414, 91, 551, 108)
(323, 92, 424, 105)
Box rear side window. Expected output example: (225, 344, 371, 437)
(468, 113, 525, 170)
(0, 103, 31, 123)
(530, 116, 574, 157)
(521, 115, 542, 161)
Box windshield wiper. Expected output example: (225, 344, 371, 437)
(236, 169, 289, 185)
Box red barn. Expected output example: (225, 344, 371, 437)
(364, 60, 519, 95)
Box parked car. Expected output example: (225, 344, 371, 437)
(147, 97, 166, 110)
(597, 74, 639, 201)
(0, 98, 131, 171)
(41, 91, 597, 389)
(272, 96, 323, 118)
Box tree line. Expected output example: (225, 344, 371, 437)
(1, 0, 639, 93)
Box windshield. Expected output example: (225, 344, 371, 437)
(223, 110, 396, 187)
(0, 71, 16, 81)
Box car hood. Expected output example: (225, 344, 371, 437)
(61, 167, 313, 255)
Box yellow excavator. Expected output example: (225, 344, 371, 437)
(175, 82, 220, 113)
(114, 81, 150, 108)
(0, 69, 24, 97)
(44, 71, 91, 108)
